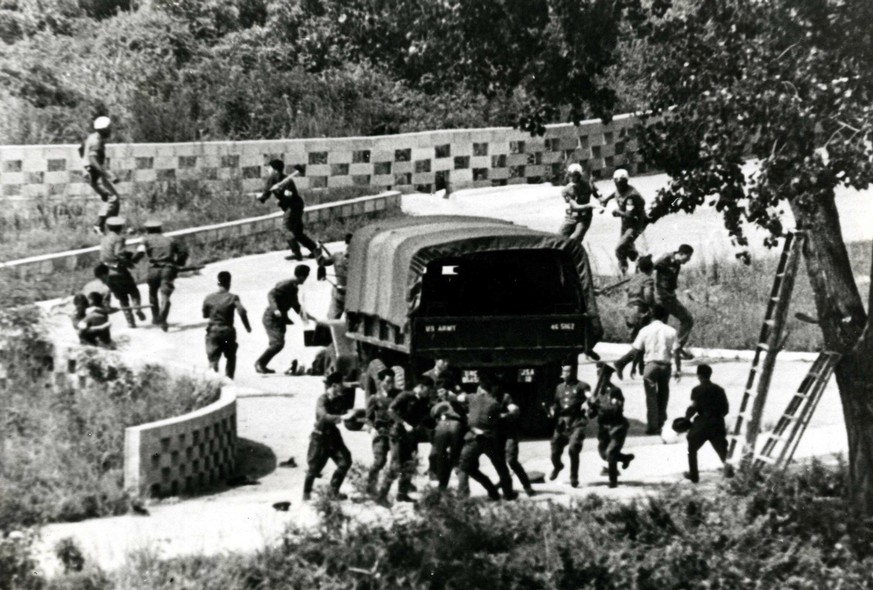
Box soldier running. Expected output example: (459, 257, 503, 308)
(549, 364, 591, 488)
(258, 159, 318, 261)
(684, 364, 731, 483)
(599, 168, 647, 275)
(303, 371, 356, 501)
(589, 369, 635, 488)
(136, 220, 189, 331)
(654, 244, 695, 359)
(613, 305, 682, 435)
(202, 271, 252, 379)
(558, 163, 601, 245)
(255, 265, 311, 374)
(624, 255, 655, 377)
(457, 376, 517, 501)
(376, 378, 435, 504)
(365, 368, 399, 494)
(99, 217, 146, 328)
(316, 234, 351, 319)
(81, 116, 121, 235)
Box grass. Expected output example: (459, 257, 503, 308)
(0, 182, 377, 263)
(6, 459, 873, 589)
(0, 208, 407, 308)
(595, 240, 872, 351)
(0, 307, 221, 529)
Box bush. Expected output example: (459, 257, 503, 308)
(0, 309, 221, 528)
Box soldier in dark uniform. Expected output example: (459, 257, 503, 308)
(99, 217, 146, 328)
(255, 265, 311, 374)
(81, 116, 120, 234)
(549, 365, 591, 488)
(589, 371, 635, 488)
(599, 169, 647, 275)
(654, 244, 695, 359)
(303, 372, 356, 501)
(365, 369, 399, 494)
(684, 364, 730, 483)
(624, 255, 655, 377)
(76, 292, 114, 347)
(429, 384, 467, 491)
(202, 271, 252, 379)
(558, 163, 600, 245)
(376, 378, 435, 503)
(317, 234, 351, 319)
(499, 388, 536, 496)
(422, 358, 462, 395)
(136, 220, 189, 331)
(258, 159, 318, 261)
(457, 377, 517, 501)
(81, 264, 112, 308)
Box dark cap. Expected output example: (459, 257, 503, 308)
(144, 220, 162, 230)
(325, 371, 343, 386)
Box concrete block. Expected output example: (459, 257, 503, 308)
(327, 175, 353, 188)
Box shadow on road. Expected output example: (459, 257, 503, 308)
(235, 437, 278, 482)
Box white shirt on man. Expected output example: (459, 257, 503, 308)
(632, 319, 679, 364)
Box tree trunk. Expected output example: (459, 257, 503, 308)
(789, 190, 873, 518)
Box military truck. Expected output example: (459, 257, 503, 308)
(316, 215, 602, 434)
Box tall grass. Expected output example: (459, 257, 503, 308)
(0, 308, 221, 528)
(596, 240, 871, 351)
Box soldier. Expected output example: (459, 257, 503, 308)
(255, 265, 311, 374)
(589, 371, 635, 488)
(81, 116, 121, 234)
(684, 364, 730, 483)
(303, 372, 356, 501)
(429, 384, 467, 491)
(654, 244, 695, 359)
(549, 365, 591, 488)
(613, 305, 682, 435)
(81, 264, 112, 308)
(624, 255, 655, 377)
(258, 159, 318, 261)
(202, 271, 252, 379)
(558, 163, 600, 245)
(422, 358, 462, 395)
(316, 234, 351, 319)
(136, 220, 189, 331)
(499, 387, 536, 496)
(376, 378, 435, 504)
(365, 368, 399, 495)
(99, 217, 146, 328)
(76, 292, 115, 347)
(599, 168, 647, 274)
(457, 377, 517, 501)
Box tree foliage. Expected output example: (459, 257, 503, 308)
(636, 0, 873, 254)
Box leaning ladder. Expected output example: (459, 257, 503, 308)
(727, 231, 806, 464)
(753, 351, 841, 468)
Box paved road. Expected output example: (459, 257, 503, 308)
(36, 171, 866, 573)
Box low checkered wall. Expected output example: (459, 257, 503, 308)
(0, 190, 401, 280)
(123, 385, 239, 498)
(0, 114, 642, 203)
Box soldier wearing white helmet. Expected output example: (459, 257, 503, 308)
(80, 116, 121, 235)
(558, 162, 600, 245)
(600, 168, 648, 274)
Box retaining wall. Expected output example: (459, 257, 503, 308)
(0, 190, 402, 280)
(0, 114, 642, 204)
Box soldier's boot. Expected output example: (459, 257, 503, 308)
(608, 461, 619, 488)
(159, 299, 171, 331)
(303, 475, 316, 501)
(122, 308, 137, 328)
(512, 462, 534, 496)
(225, 354, 237, 380)
(569, 453, 580, 487)
(329, 468, 348, 499)
(549, 456, 563, 481)
(684, 452, 700, 483)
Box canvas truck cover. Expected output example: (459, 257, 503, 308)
(345, 216, 602, 342)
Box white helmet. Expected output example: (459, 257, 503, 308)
(93, 116, 112, 130)
(613, 168, 629, 181)
(567, 163, 584, 176)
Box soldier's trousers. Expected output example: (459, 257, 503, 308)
(458, 435, 514, 500)
(656, 293, 694, 348)
(304, 430, 351, 494)
(598, 419, 631, 485)
(146, 266, 177, 325)
(504, 436, 532, 491)
(643, 361, 672, 433)
(551, 421, 586, 483)
(430, 419, 464, 489)
(256, 312, 287, 368)
(687, 419, 728, 480)
(284, 214, 318, 257)
(615, 228, 641, 272)
(378, 431, 417, 499)
(205, 326, 238, 379)
(106, 270, 142, 327)
(558, 216, 592, 245)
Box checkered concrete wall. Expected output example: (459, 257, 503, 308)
(0, 190, 402, 280)
(124, 385, 238, 498)
(0, 114, 641, 203)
